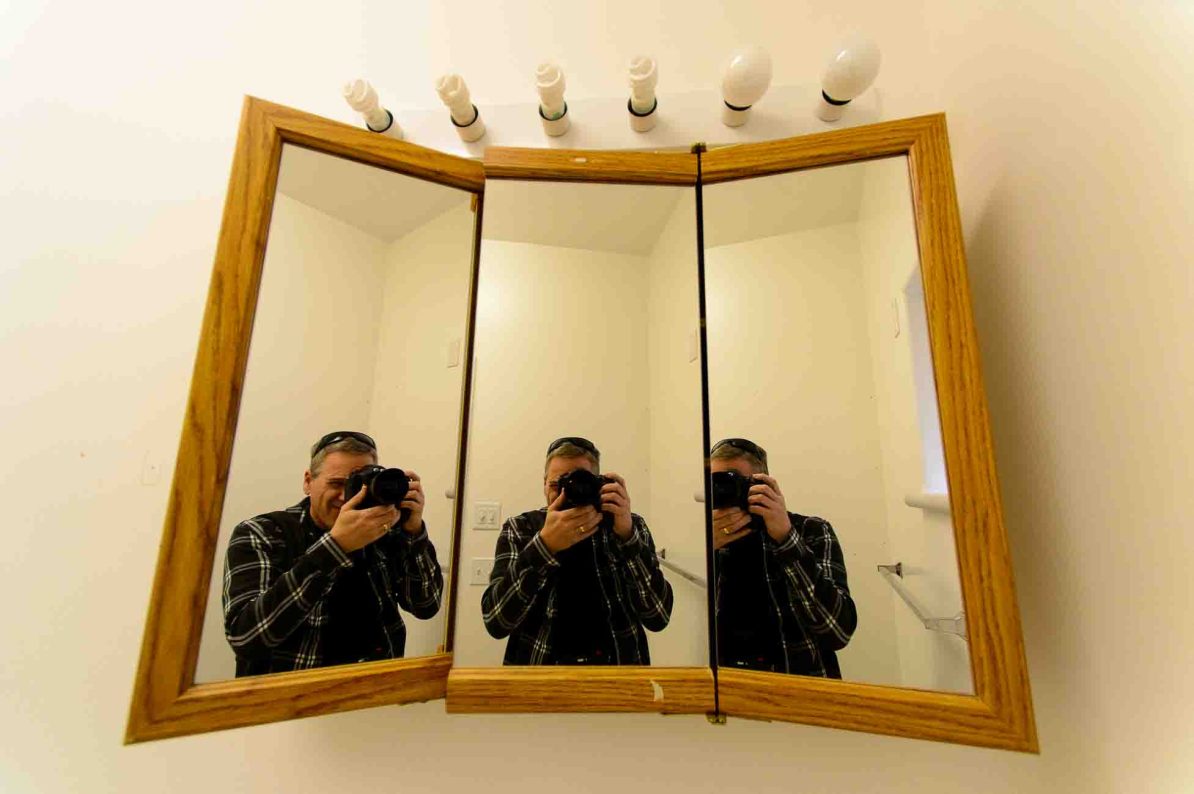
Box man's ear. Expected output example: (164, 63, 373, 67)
(303, 469, 313, 496)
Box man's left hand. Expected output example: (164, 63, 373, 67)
(748, 474, 792, 543)
(400, 470, 426, 533)
(601, 472, 634, 540)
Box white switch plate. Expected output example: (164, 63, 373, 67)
(474, 500, 501, 530)
(469, 557, 495, 586)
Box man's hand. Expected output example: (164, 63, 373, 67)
(539, 491, 601, 554)
(711, 507, 752, 550)
(328, 486, 400, 553)
(748, 474, 793, 543)
(400, 469, 426, 533)
(600, 472, 633, 539)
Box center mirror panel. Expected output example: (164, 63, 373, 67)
(194, 143, 475, 682)
(454, 178, 707, 668)
(702, 156, 973, 694)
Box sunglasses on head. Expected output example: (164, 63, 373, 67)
(710, 438, 768, 466)
(310, 431, 377, 458)
(546, 436, 600, 458)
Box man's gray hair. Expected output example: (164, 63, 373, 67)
(710, 441, 769, 474)
(545, 441, 600, 474)
(310, 437, 377, 476)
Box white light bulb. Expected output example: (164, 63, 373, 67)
(436, 73, 486, 142)
(535, 61, 570, 136)
(720, 46, 772, 127)
(342, 78, 401, 138)
(628, 55, 658, 132)
(817, 35, 881, 121)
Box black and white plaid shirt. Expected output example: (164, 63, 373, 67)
(482, 509, 673, 665)
(222, 498, 443, 676)
(716, 512, 856, 677)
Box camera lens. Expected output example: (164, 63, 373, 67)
(371, 468, 410, 506)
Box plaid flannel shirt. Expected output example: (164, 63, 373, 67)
(716, 512, 856, 677)
(222, 498, 443, 676)
(482, 509, 673, 665)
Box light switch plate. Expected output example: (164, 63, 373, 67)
(469, 557, 495, 586)
(474, 500, 501, 530)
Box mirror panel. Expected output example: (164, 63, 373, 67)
(194, 143, 475, 682)
(453, 177, 707, 669)
(703, 155, 973, 693)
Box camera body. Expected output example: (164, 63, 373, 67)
(344, 465, 410, 510)
(557, 468, 611, 511)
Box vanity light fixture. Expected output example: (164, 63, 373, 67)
(816, 35, 881, 121)
(436, 73, 486, 142)
(536, 61, 570, 136)
(720, 46, 772, 127)
(627, 56, 659, 132)
(342, 78, 403, 139)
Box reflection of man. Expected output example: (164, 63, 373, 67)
(710, 438, 856, 677)
(223, 431, 443, 676)
(482, 437, 673, 665)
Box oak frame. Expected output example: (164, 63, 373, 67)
(126, 97, 485, 743)
(445, 147, 717, 716)
(703, 115, 1038, 752)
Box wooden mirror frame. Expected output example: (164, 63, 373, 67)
(701, 115, 1037, 752)
(444, 147, 717, 716)
(126, 97, 485, 743)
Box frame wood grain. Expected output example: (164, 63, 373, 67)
(447, 668, 714, 714)
(126, 97, 483, 743)
(702, 115, 1037, 752)
(445, 148, 713, 716)
(483, 147, 697, 185)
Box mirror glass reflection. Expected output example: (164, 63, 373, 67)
(703, 156, 973, 693)
(194, 144, 475, 681)
(455, 178, 707, 667)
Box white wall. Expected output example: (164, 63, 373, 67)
(704, 222, 905, 686)
(194, 193, 388, 682)
(856, 156, 972, 693)
(3, 1, 1193, 792)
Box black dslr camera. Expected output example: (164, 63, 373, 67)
(710, 470, 755, 510)
(344, 465, 410, 509)
(557, 468, 611, 510)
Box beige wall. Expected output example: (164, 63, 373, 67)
(856, 156, 972, 693)
(704, 222, 905, 686)
(3, 1, 1193, 792)
(366, 200, 475, 657)
(194, 193, 388, 682)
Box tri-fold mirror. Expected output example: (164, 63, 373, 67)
(128, 98, 1036, 752)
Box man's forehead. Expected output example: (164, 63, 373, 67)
(316, 451, 376, 478)
(546, 455, 593, 478)
(710, 456, 755, 475)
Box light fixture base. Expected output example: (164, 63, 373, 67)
(721, 104, 750, 127)
(540, 103, 571, 137)
(452, 105, 486, 142)
(816, 94, 849, 122)
(628, 98, 658, 132)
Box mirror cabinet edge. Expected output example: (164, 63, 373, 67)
(127, 99, 484, 743)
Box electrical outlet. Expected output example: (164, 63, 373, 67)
(474, 500, 501, 530)
(470, 557, 494, 586)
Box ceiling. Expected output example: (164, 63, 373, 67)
(275, 144, 470, 242)
(481, 179, 686, 256)
(702, 158, 871, 248)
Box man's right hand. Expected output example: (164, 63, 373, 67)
(539, 492, 602, 554)
(712, 507, 752, 550)
(329, 486, 401, 554)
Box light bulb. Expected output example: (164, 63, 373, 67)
(817, 35, 881, 121)
(720, 46, 772, 127)
(628, 55, 658, 132)
(342, 78, 401, 138)
(436, 73, 486, 142)
(536, 61, 570, 136)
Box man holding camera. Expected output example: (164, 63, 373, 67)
(482, 437, 673, 665)
(710, 438, 856, 677)
(222, 431, 443, 676)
